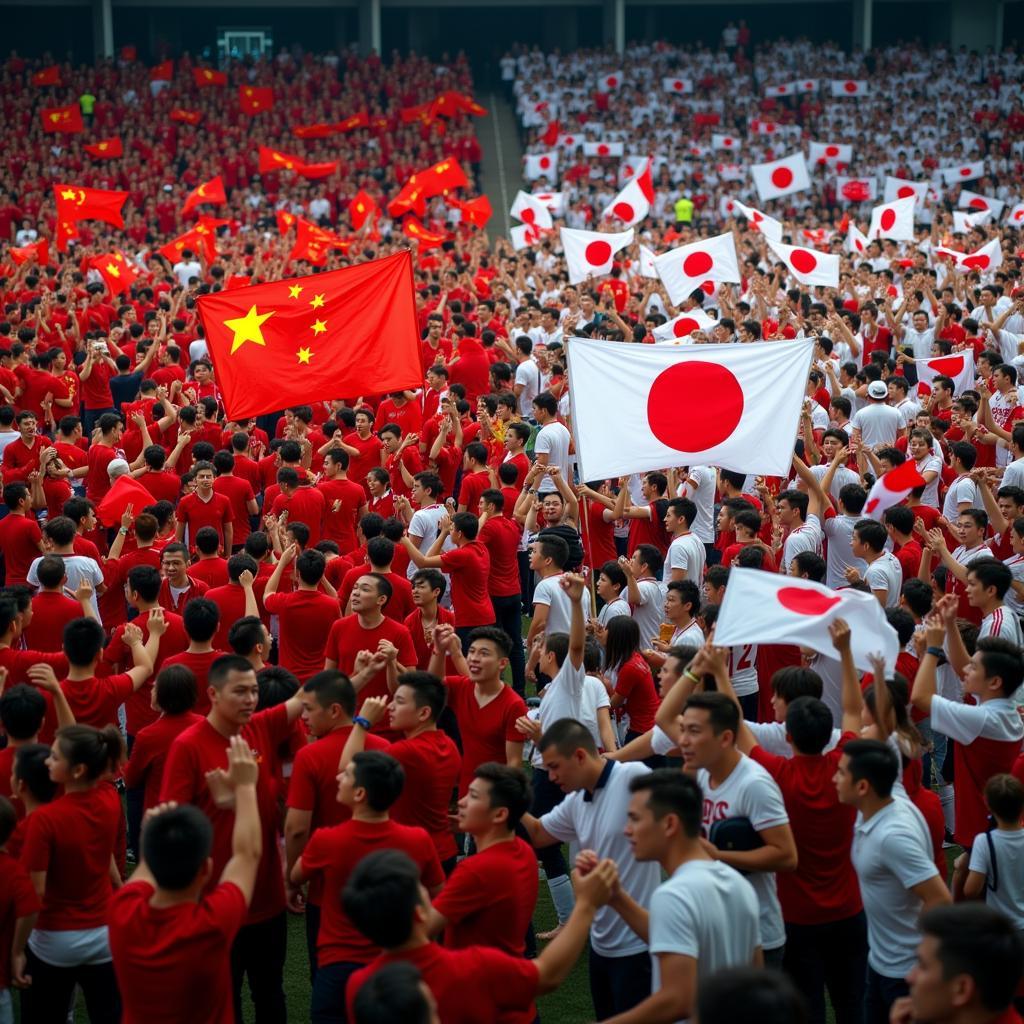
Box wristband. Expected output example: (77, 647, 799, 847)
(353, 715, 373, 730)
(925, 646, 944, 659)
(118, 527, 129, 536)
(683, 670, 700, 685)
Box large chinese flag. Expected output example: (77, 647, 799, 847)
(41, 104, 83, 133)
(239, 86, 274, 114)
(182, 176, 227, 216)
(196, 250, 421, 420)
(53, 184, 129, 227)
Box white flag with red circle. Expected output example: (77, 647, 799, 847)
(510, 224, 542, 251)
(766, 239, 840, 287)
(618, 155, 648, 186)
(914, 351, 975, 399)
(653, 233, 740, 305)
(749, 119, 781, 136)
(599, 71, 623, 91)
(583, 141, 624, 158)
(532, 191, 565, 217)
(661, 76, 693, 94)
(847, 223, 870, 256)
(932, 237, 1002, 274)
(711, 133, 742, 152)
(883, 177, 929, 208)
(566, 338, 814, 479)
(830, 79, 869, 97)
(836, 177, 877, 204)
(601, 160, 654, 227)
(560, 227, 634, 285)
(557, 133, 581, 150)
(524, 151, 558, 180)
(952, 210, 991, 233)
(957, 190, 1005, 220)
(733, 200, 783, 241)
(1006, 203, 1024, 228)
(868, 195, 915, 241)
(766, 82, 797, 97)
(638, 244, 659, 279)
(714, 568, 900, 673)
(795, 79, 819, 93)
(751, 152, 811, 202)
(652, 308, 717, 342)
(940, 161, 986, 186)
(809, 141, 853, 166)
(510, 190, 553, 231)
(863, 460, 928, 522)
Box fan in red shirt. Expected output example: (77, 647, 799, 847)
(404, 568, 457, 670)
(365, 467, 397, 520)
(343, 408, 384, 498)
(379, 424, 423, 500)
(176, 462, 233, 553)
(205, 557, 263, 650)
(1, 412, 46, 484)
(22, 556, 94, 651)
(269, 468, 327, 546)
(110, 735, 263, 1024)
(156, 543, 210, 613)
(0, 483, 43, 586)
(212, 451, 258, 550)
(338, 537, 414, 621)
(318, 450, 367, 554)
(189, 528, 229, 587)
(160, 655, 307, 1023)
(377, 393, 423, 438)
(456, 442, 491, 513)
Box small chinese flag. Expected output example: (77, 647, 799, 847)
(276, 211, 297, 236)
(454, 93, 488, 116)
(170, 109, 202, 125)
(195, 250, 422, 421)
(400, 101, 434, 125)
(387, 181, 426, 220)
(90, 250, 140, 296)
(402, 217, 447, 250)
(84, 138, 123, 159)
(10, 240, 49, 267)
(56, 220, 79, 253)
(335, 111, 369, 133)
(159, 228, 214, 264)
(32, 65, 61, 87)
(41, 104, 83, 134)
(182, 175, 227, 216)
(292, 122, 337, 139)
(194, 68, 227, 87)
(288, 219, 351, 266)
(418, 158, 469, 200)
(349, 190, 377, 231)
(258, 146, 304, 174)
(149, 60, 173, 82)
(239, 86, 274, 114)
(298, 161, 338, 180)
(453, 195, 493, 229)
(54, 184, 129, 227)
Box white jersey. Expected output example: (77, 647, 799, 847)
(864, 551, 903, 608)
(664, 532, 706, 586)
(781, 513, 823, 571)
(682, 466, 716, 543)
(629, 577, 666, 650)
(823, 514, 867, 590)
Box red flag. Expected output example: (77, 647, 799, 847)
(276, 211, 297, 236)
(335, 111, 369, 133)
(41, 104, 83, 134)
(54, 184, 129, 227)
(418, 158, 468, 199)
(349, 190, 378, 231)
(402, 217, 447, 250)
(169, 108, 202, 125)
(9, 240, 49, 267)
(289, 219, 351, 266)
(32, 66, 61, 87)
(55, 219, 79, 253)
(298, 162, 338, 180)
(159, 228, 214, 264)
(292, 123, 338, 139)
(84, 138, 123, 159)
(454, 93, 488, 117)
(239, 86, 274, 115)
(258, 146, 305, 174)
(96, 475, 155, 529)
(182, 176, 227, 216)
(388, 181, 427, 219)
(149, 59, 173, 82)
(195, 250, 421, 420)
(453, 195, 492, 229)
(90, 251, 140, 296)
(194, 68, 226, 87)
(400, 101, 434, 125)
(542, 120, 561, 147)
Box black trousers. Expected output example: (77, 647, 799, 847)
(305, 900, 322, 984)
(588, 946, 652, 1020)
(784, 912, 867, 1024)
(20, 947, 120, 1023)
(492, 593, 527, 696)
(863, 965, 909, 1024)
(310, 960, 363, 1024)
(231, 911, 287, 1023)
(531, 767, 568, 879)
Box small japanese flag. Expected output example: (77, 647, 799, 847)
(847, 222, 870, 256)
(711, 134, 742, 152)
(863, 460, 928, 522)
(933, 237, 1002, 274)
(952, 210, 991, 233)
(940, 161, 986, 186)
(733, 200, 783, 241)
(751, 151, 811, 202)
(532, 191, 565, 217)
(766, 82, 797, 96)
(795, 79, 819, 93)
(602, 160, 654, 227)
(583, 141, 624, 158)
(957, 190, 1005, 220)
(836, 177, 877, 204)
(830, 79, 869, 97)
(653, 233, 740, 305)
(510, 224, 542, 251)
(766, 238, 840, 287)
(600, 71, 624, 91)
(808, 141, 853, 166)
(652, 308, 717, 342)
(560, 227, 634, 285)
(524, 151, 558, 180)
(662, 77, 693, 94)
(557, 133, 580, 150)
(638, 244, 659, 279)
(618, 155, 648, 186)
(914, 351, 975, 400)
(510, 191, 553, 231)
(749, 119, 781, 136)
(1006, 202, 1024, 228)
(883, 177, 929, 208)
(868, 195, 915, 241)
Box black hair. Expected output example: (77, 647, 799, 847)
(470, 763, 532, 829)
(183, 597, 219, 643)
(467, 626, 512, 658)
(63, 617, 106, 667)
(842, 738, 899, 797)
(343, 849, 422, 948)
(395, 670, 446, 720)
(155, 664, 198, 715)
(303, 669, 356, 718)
(785, 696, 834, 755)
(227, 616, 265, 657)
(629, 769, 703, 839)
(0, 683, 47, 740)
(56, 724, 124, 780)
(352, 962, 434, 1024)
(684, 692, 739, 738)
(538, 718, 597, 758)
(142, 804, 213, 891)
(696, 967, 808, 1024)
(351, 750, 405, 811)
(14, 743, 57, 804)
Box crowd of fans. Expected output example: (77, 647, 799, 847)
(0, 33, 1021, 1024)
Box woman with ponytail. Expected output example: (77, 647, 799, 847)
(16, 724, 124, 1022)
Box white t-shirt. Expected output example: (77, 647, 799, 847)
(696, 755, 790, 951)
(533, 573, 589, 635)
(1003, 553, 1024, 617)
(941, 475, 980, 520)
(823, 514, 867, 590)
(851, 797, 939, 978)
(648, 860, 761, 1011)
(671, 619, 705, 651)
(532, 657, 610, 761)
(597, 597, 631, 626)
(629, 578, 666, 652)
(864, 551, 903, 608)
(978, 606, 1024, 648)
(727, 643, 759, 698)
(781, 513, 823, 570)
(535, 422, 572, 492)
(540, 761, 662, 956)
(172, 259, 202, 287)
(664, 533, 706, 585)
(407, 503, 451, 584)
(682, 466, 716, 543)
(809, 463, 860, 504)
(850, 403, 903, 447)
(915, 455, 943, 509)
(514, 360, 543, 417)
(1001, 457, 1024, 491)
(903, 326, 935, 360)
(929, 695, 1024, 746)
(968, 828, 1024, 930)
(27, 554, 104, 622)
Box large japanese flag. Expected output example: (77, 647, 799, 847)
(915, 351, 975, 399)
(847, 222, 870, 256)
(884, 176, 929, 208)
(809, 141, 853, 166)
(662, 76, 694, 94)
(560, 227, 634, 284)
(751, 152, 811, 202)
(958, 190, 1005, 219)
(653, 233, 740, 304)
(1006, 202, 1024, 228)
(652, 308, 717, 342)
(863, 461, 927, 521)
(715, 568, 900, 673)
(510, 190, 553, 231)
(766, 239, 839, 287)
(830, 79, 869, 97)
(567, 337, 813, 479)
(733, 200, 783, 241)
(868, 196, 915, 241)
(952, 210, 991, 233)
(524, 151, 558, 180)
(933, 237, 1002, 274)
(601, 160, 653, 227)
(940, 161, 986, 186)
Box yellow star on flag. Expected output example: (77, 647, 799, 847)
(224, 305, 275, 355)
(310, 294, 325, 309)
(106, 263, 120, 276)
(60, 188, 76, 200)
(98, 143, 108, 151)
(297, 347, 313, 364)
(288, 285, 303, 299)
(311, 319, 327, 336)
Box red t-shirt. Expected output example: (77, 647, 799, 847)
(189, 557, 229, 588)
(135, 470, 182, 506)
(458, 470, 490, 513)
(60, 672, 135, 730)
(0, 849, 39, 989)
(445, 676, 526, 795)
(205, 583, 258, 650)
(478, 515, 522, 598)
(157, 575, 211, 615)
(338, 566, 414, 622)
(160, 706, 293, 923)
(23, 590, 81, 651)
(301, 818, 443, 967)
(894, 539, 924, 581)
(177, 492, 233, 551)
(440, 542, 493, 626)
(22, 783, 122, 930)
(404, 606, 457, 670)
(318, 478, 366, 553)
(161, 650, 225, 717)
(108, 879, 247, 1024)
(84, 442, 122, 502)
(270, 486, 327, 545)
(611, 653, 659, 733)
(343, 432, 384, 494)
(123, 711, 206, 812)
(263, 589, 341, 682)
(212, 475, 256, 546)
(0, 512, 42, 586)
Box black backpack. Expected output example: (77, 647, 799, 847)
(537, 524, 585, 572)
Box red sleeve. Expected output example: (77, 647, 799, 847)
(396, 627, 417, 668)
(504, 694, 527, 742)
(439, 547, 467, 573)
(262, 590, 286, 614)
(286, 746, 317, 811)
(11, 862, 41, 916)
(158, 737, 200, 804)
(122, 728, 154, 789)
(104, 673, 137, 702)
(20, 810, 53, 873)
(299, 829, 331, 878)
(613, 661, 643, 698)
(748, 744, 786, 776)
(204, 882, 248, 941)
(432, 857, 484, 922)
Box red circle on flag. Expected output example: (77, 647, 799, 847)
(825, 145, 839, 157)
(623, 164, 634, 178)
(1015, 210, 1024, 221)
(777, 587, 842, 615)
(897, 186, 915, 199)
(751, 210, 763, 223)
(776, 86, 786, 94)
(699, 281, 715, 296)
(855, 239, 864, 252)
(864, 497, 880, 514)
(959, 167, 971, 177)
(771, 167, 793, 188)
(521, 208, 536, 224)
(968, 197, 988, 210)
(766, 124, 776, 133)
(647, 363, 744, 451)
(928, 355, 965, 376)
(539, 156, 551, 169)
(724, 138, 733, 147)
(673, 80, 683, 90)
(585, 240, 612, 266)
(790, 249, 818, 273)
(607, 76, 618, 87)
(963, 254, 990, 269)
(844, 81, 857, 93)
(880, 209, 896, 231)
(597, 144, 610, 156)
(683, 251, 713, 277)
(673, 317, 699, 337)
(612, 202, 635, 222)
(804, 81, 813, 89)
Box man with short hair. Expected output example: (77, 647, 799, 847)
(848, 518, 903, 607)
(0, 482, 43, 586)
(850, 379, 904, 447)
(532, 392, 571, 490)
(176, 461, 233, 554)
(318, 449, 367, 555)
(662, 498, 705, 585)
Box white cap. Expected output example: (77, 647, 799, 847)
(867, 380, 888, 400)
(107, 458, 130, 481)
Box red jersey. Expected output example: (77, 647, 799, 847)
(177, 492, 233, 552)
(404, 606, 457, 670)
(270, 486, 326, 545)
(478, 515, 522, 598)
(161, 650, 226, 717)
(439, 542, 493, 627)
(189, 557, 229, 588)
(23, 590, 81, 651)
(60, 672, 136, 730)
(0, 512, 42, 586)
(123, 712, 205, 811)
(213, 475, 256, 547)
(263, 589, 340, 682)
(318, 478, 366, 553)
